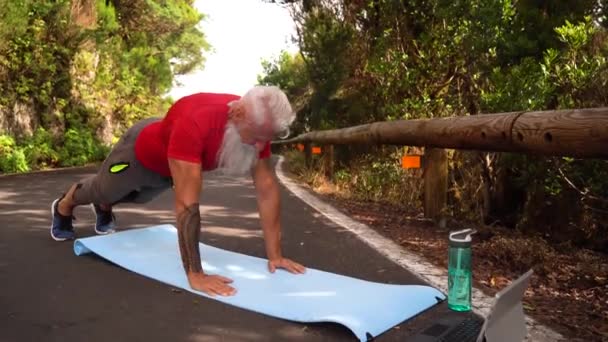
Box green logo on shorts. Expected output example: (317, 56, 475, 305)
(109, 162, 130, 174)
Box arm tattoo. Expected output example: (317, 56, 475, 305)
(176, 203, 202, 274)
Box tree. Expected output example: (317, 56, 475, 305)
(259, 0, 608, 253)
(0, 0, 210, 170)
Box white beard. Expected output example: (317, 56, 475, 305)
(216, 122, 259, 176)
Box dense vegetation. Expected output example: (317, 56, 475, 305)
(0, 0, 208, 172)
(259, 0, 608, 253)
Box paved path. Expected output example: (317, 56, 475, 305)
(0, 161, 460, 342)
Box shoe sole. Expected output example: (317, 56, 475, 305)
(90, 203, 116, 235)
(50, 198, 72, 242)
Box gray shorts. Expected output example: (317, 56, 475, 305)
(72, 117, 173, 206)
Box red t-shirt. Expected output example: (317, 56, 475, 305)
(134, 93, 271, 177)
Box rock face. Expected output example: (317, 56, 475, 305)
(0, 0, 97, 139)
(0, 102, 35, 138)
(71, 0, 97, 29)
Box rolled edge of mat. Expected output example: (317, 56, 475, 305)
(73, 240, 91, 256)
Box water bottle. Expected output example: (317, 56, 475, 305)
(448, 228, 477, 312)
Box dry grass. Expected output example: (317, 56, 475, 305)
(280, 152, 608, 341)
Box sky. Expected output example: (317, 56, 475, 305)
(168, 0, 298, 99)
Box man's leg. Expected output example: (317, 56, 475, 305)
(51, 178, 120, 240)
(50, 117, 169, 240)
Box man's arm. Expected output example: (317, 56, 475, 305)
(168, 158, 203, 274)
(251, 158, 281, 260)
(252, 158, 306, 274)
(168, 158, 236, 296)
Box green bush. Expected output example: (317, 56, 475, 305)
(0, 128, 111, 174)
(22, 128, 60, 169)
(58, 128, 109, 167)
(0, 0, 207, 174)
(0, 135, 30, 173)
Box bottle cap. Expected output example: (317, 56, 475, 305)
(449, 228, 477, 248)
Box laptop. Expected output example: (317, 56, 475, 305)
(410, 269, 533, 342)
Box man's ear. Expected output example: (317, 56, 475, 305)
(228, 100, 246, 120)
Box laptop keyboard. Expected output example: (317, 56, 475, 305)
(439, 316, 483, 342)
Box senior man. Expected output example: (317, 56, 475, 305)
(50, 85, 306, 296)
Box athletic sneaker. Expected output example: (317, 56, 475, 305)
(91, 204, 116, 235)
(50, 197, 76, 241)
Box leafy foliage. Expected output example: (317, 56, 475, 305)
(58, 128, 110, 167)
(261, 0, 608, 253)
(0, 0, 209, 170)
(0, 135, 29, 173)
(259, 51, 310, 133)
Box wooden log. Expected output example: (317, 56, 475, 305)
(424, 148, 448, 220)
(273, 108, 608, 159)
(511, 108, 608, 157)
(304, 142, 312, 168)
(325, 145, 334, 180)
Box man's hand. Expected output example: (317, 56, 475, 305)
(188, 272, 236, 297)
(268, 257, 306, 274)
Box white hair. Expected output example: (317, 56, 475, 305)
(216, 122, 259, 175)
(239, 85, 295, 138)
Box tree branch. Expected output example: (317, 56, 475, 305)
(557, 167, 608, 205)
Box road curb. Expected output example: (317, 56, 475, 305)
(0, 164, 98, 179)
(274, 156, 566, 342)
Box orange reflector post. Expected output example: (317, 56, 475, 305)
(401, 155, 421, 169)
(296, 143, 304, 151)
(312, 147, 322, 154)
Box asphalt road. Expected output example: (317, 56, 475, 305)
(0, 162, 459, 342)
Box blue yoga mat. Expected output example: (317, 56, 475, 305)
(74, 225, 445, 341)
